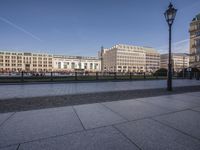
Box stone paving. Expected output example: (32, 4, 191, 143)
(0, 92, 200, 150)
(0, 79, 200, 100)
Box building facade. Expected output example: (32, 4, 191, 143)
(0, 51, 53, 72)
(99, 44, 160, 73)
(0, 51, 101, 72)
(145, 48, 160, 72)
(160, 53, 189, 72)
(53, 55, 101, 72)
(0, 45, 160, 73)
(189, 13, 200, 68)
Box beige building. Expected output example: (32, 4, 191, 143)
(99, 44, 160, 73)
(53, 55, 101, 72)
(189, 13, 200, 68)
(0, 51, 53, 72)
(160, 53, 189, 72)
(145, 48, 160, 73)
(0, 50, 101, 72)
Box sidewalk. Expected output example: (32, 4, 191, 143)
(0, 92, 200, 150)
(0, 79, 200, 100)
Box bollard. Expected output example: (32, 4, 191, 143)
(96, 72, 98, 80)
(21, 71, 24, 82)
(114, 72, 117, 80)
(130, 72, 132, 80)
(189, 72, 192, 80)
(50, 72, 53, 82)
(75, 72, 77, 81)
(197, 72, 200, 80)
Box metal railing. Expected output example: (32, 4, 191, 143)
(0, 71, 199, 83)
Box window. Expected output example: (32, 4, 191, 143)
(94, 63, 98, 69)
(64, 62, 68, 69)
(84, 63, 87, 69)
(78, 63, 81, 69)
(90, 63, 93, 69)
(58, 62, 61, 69)
(71, 62, 75, 69)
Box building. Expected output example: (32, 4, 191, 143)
(145, 48, 160, 72)
(0, 51, 53, 72)
(99, 44, 160, 73)
(189, 13, 200, 68)
(160, 53, 189, 72)
(0, 50, 101, 72)
(0, 45, 160, 73)
(53, 55, 101, 72)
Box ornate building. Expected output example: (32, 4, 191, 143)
(53, 55, 101, 72)
(189, 13, 200, 69)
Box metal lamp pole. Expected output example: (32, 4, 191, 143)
(168, 23, 172, 91)
(183, 55, 185, 78)
(164, 3, 177, 91)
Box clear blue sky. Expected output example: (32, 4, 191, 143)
(0, 0, 200, 56)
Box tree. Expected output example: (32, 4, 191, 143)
(154, 68, 167, 76)
(178, 68, 200, 77)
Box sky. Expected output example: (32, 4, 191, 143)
(0, 0, 200, 56)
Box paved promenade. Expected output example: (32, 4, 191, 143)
(0, 79, 200, 99)
(0, 92, 200, 150)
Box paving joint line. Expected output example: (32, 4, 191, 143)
(0, 128, 87, 149)
(16, 144, 20, 150)
(0, 112, 16, 127)
(0, 107, 198, 149)
(134, 97, 200, 113)
(112, 125, 142, 150)
(150, 118, 200, 142)
(189, 108, 200, 113)
(1, 92, 200, 148)
(100, 103, 129, 121)
(134, 98, 177, 111)
(72, 106, 86, 130)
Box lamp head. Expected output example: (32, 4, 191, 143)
(164, 3, 177, 26)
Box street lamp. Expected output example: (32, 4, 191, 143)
(182, 54, 186, 79)
(164, 2, 177, 91)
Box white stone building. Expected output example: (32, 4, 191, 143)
(99, 44, 160, 73)
(161, 53, 189, 72)
(53, 55, 101, 72)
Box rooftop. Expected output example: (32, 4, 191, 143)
(104, 44, 159, 53)
(161, 53, 189, 57)
(192, 13, 200, 21)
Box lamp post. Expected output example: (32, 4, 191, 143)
(164, 3, 177, 91)
(183, 54, 185, 78)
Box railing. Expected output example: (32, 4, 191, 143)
(0, 71, 199, 83)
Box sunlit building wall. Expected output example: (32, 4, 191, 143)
(161, 53, 189, 72)
(100, 44, 160, 73)
(0, 51, 53, 72)
(53, 55, 101, 72)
